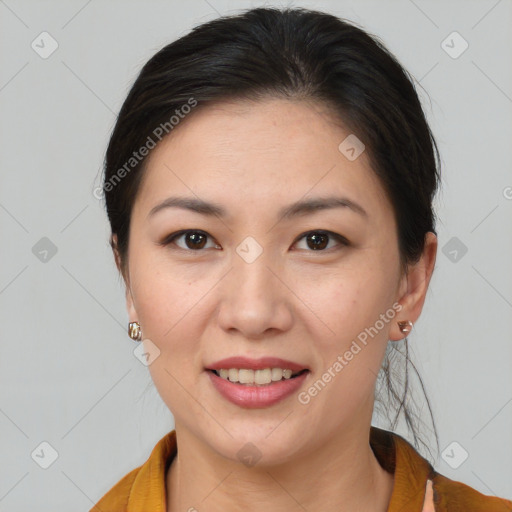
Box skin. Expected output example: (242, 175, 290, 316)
(113, 98, 437, 512)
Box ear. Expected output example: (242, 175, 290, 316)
(389, 232, 437, 341)
(124, 285, 139, 325)
(110, 233, 123, 276)
(111, 234, 138, 324)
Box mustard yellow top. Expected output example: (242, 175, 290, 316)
(90, 426, 512, 512)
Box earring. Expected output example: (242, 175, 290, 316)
(397, 320, 413, 335)
(128, 321, 142, 342)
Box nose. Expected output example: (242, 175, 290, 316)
(216, 250, 293, 339)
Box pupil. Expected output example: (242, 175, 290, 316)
(187, 232, 206, 249)
(308, 233, 328, 250)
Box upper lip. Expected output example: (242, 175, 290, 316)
(206, 356, 309, 373)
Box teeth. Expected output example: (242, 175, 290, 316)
(239, 369, 254, 384)
(255, 369, 271, 385)
(271, 368, 283, 381)
(215, 368, 300, 386)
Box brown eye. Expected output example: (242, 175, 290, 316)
(293, 230, 349, 252)
(305, 232, 329, 250)
(161, 230, 218, 251)
(183, 232, 207, 249)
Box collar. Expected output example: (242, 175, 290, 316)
(112, 426, 436, 511)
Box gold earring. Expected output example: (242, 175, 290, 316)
(128, 321, 142, 342)
(397, 320, 413, 335)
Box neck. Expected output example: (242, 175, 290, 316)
(166, 424, 394, 512)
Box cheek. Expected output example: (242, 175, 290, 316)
(294, 261, 396, 400)
(130, 250, 218, 383)
(130, 245, 208, 340)
(297, 265, 395, 343)
(137, 264, 208, 415)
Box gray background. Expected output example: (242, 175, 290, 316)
(1, 0, 511, 510)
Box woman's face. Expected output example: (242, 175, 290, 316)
(123, 98, 415, 464)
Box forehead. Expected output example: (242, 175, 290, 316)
(134, 98, 391, 221)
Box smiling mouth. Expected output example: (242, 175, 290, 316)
(209, 368, 309, 386)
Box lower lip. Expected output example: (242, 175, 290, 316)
(207, 370, 309, 409)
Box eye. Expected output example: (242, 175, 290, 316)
(160, 230, 220, 251)
(159, 229, 349, 253)
(292, 230, 349, 252)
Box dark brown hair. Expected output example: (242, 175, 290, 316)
(101, 7, 441, 460)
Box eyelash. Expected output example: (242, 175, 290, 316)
(159, 229, 350, 253)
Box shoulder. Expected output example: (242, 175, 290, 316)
(89, 429, 177, 512)
(431, 472, 512, 512)
(90, 465, 142, 512)
(371, 427, 512, 512)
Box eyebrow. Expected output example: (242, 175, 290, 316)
(147, 195, 368, 220)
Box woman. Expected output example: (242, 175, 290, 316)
(91, 7, 512, 512)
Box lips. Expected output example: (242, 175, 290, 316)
(207, 367, 309, 408)
(204, 356, 311, 407)
(205, 356, 309, 373)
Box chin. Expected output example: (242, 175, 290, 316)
(204, 422, 305, 468)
